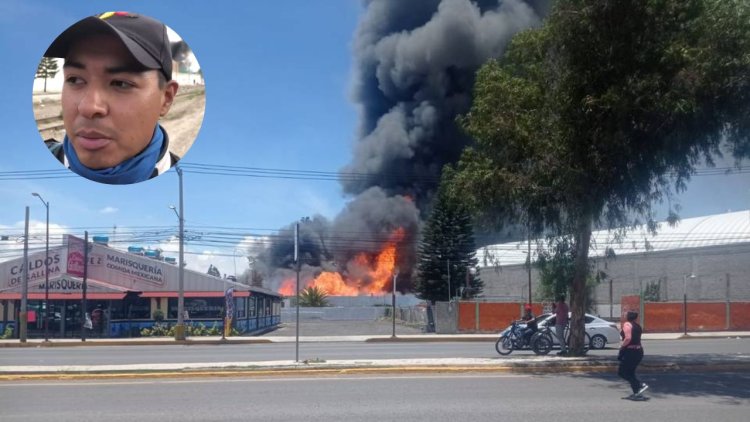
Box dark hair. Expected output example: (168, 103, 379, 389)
(626, 311, 638, 321)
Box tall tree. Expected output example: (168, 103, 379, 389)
(451, 0, 750, 354)
(35, 57, 59, 93)
(415, 172, 482, 304)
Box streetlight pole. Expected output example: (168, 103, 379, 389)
(447, 259, 451, 302)
(527, 229, 532, 306)
(170, 166, 185, 341)
(32, 193, 50, 342)
(391, 268, 399, 338)
(683, 273, 695, 336)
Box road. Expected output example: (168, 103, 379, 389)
(1, 338, 748, 366)
(1, 372, 748, 421)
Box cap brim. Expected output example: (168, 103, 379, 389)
(45, 16, 161, 70)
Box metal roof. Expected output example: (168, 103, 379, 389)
(477, 210, 750, 267)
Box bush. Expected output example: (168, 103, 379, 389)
(1, 326, 13, 339)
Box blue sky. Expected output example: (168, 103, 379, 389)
(0, 0, 362, 275)
(0, 0, 748, 278)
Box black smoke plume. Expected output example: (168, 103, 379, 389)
(262, 1, 549, 293)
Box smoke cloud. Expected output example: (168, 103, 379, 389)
(343, 0, 548, 206)
(260, 1, 549, 293)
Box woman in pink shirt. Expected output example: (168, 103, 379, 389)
(618, 311, 649, 398)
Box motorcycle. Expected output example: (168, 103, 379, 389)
(495, 320, 553, 356)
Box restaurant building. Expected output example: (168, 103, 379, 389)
(0, 235, 281, 338)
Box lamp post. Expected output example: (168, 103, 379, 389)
(31, 193, 50, 342)
(527, 231, 532, 306)
(391, 268, 399, 338)
(169, 201, 185, 341)
(683, 273, 696, 336)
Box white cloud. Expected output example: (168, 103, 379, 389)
(100, 206, 118, 214)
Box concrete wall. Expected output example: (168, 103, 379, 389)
(280, 306, 386, 322)
(480, 243, 750, 310)
(434, 302, 457, 334)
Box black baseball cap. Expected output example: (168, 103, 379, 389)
(45, 11, 172, 81)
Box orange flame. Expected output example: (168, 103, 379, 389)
(277, 228, 406, 297)
(278, 279, 296, 296)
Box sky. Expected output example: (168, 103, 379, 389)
(0, 0, 748, 281)
(0, 0, 361, 277)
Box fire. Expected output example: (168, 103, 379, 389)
(277, 228, 406, 297)
(278, 279, 296, 296)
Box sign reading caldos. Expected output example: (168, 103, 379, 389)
(2, 251, 64, 290)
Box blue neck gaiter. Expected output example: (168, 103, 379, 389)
(64, 125, 164, 184)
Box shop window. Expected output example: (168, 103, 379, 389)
(168, 297, 223, 319)
(248, 296, 257, 318)
(236, 297, 246, 319)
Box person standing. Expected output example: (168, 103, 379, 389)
(553, 295, 569, 355)
(618, 311, 649, 399)
(43, 12, 180, 184)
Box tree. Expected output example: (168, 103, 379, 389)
(535, 236, 603, 313)
(35, 57, 59, 93)
(451, 0, 750, 355)
(415, 172, 482, 303)
(207, 264, 221, 278)
(299, 286, 329, 307)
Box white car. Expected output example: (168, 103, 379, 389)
(500, 312, 620, 349)
(537, 312, 620, 349)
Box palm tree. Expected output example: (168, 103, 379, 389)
(299, 286, 329, 307)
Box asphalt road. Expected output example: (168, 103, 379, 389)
(1, 372, 748, 421)
(1, 338, 748, 366)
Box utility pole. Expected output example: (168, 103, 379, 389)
(294, 222, 300, 362)
(20, 207, 29, 343)
(32, 193, 50, 341)
(174, 166, 186, 341)
(81, 231, 88, 342)
(527, 227, 532, 306)
(447, 259, 451, 302)
(391, 268, 399, 338)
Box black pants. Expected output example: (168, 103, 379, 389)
(618, 348, 644, 393)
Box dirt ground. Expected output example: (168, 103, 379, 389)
(32, 85, 206, 159)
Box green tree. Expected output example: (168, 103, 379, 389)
(35, 57, 59, 93)
(415, 173, 482, 303)
(299, 286, 329, 307)
(535, 236, 603, 313)
(451, 0, 750, 355)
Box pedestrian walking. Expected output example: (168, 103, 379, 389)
(553, 295, 569, 355)
(618, 310, 649, 399)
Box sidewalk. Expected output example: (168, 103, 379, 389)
(1, 331, 749, 347)
(1, 331, 748, 380)
(2, 353, 748, 381)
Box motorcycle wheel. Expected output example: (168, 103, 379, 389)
(496, 335, 514, 355)
(532, 333, 553, 355)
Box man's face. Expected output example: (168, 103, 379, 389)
(61, 34, 177, 169)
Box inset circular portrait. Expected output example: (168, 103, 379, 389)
(32, 11, 205, 185)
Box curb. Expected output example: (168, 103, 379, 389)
(2, 359, 748, 381)
(0, 339, 274, 348)
(1, 333, 748, 348)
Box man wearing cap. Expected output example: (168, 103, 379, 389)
(516, 304, 537, 346)
(43, 12, 179, 184)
